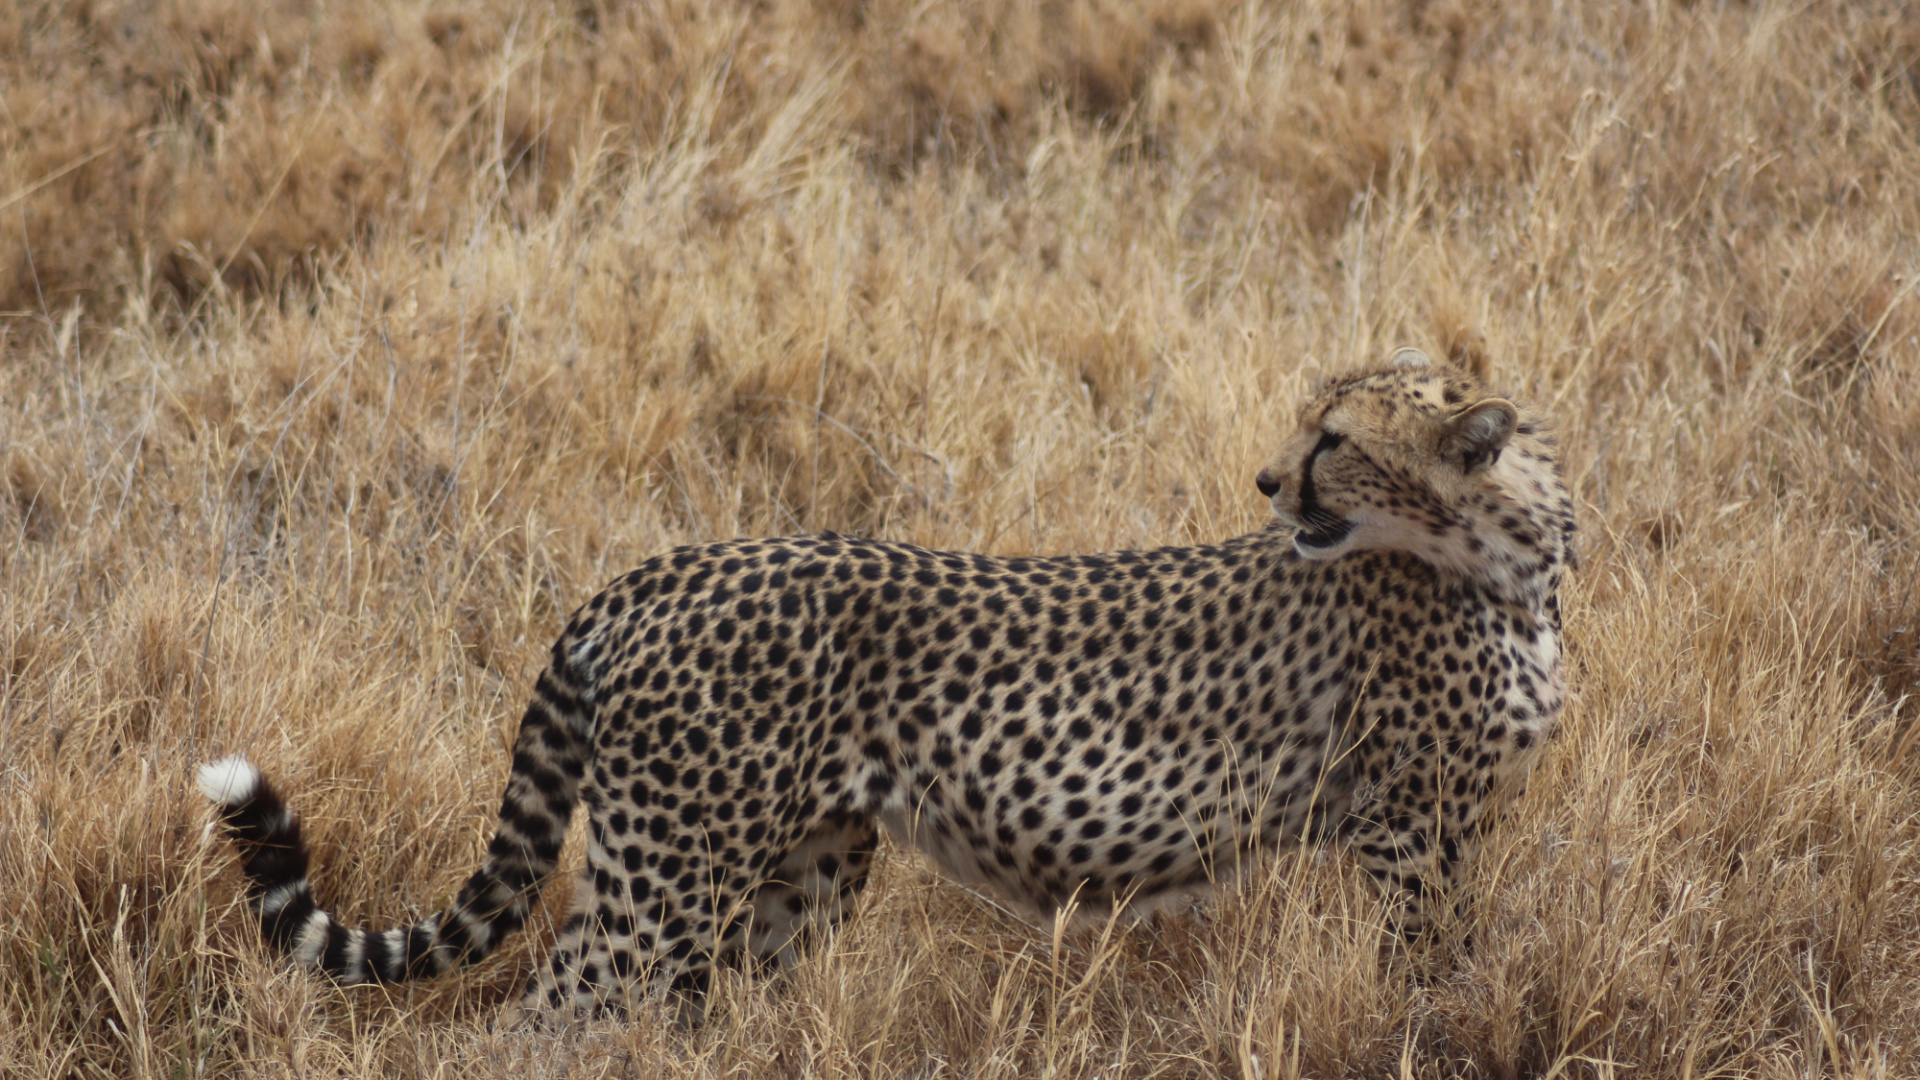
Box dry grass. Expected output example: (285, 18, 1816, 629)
(4, 0, 1920, 1075)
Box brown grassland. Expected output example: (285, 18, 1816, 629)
(5, 0, 1920, 1075)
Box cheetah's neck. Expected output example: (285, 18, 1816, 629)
(1415, 438, 1574, 622)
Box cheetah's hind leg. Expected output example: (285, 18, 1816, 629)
(739, 813, 880, 974)
(516, 813, 879, 1019)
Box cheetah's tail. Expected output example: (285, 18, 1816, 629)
(198, 648, 593, 983)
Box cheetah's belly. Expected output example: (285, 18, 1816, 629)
(871, 670, 1358, 914)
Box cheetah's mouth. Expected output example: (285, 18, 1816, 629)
(1293, 516, 1354, 550)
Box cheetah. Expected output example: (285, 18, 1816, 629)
(199, 348, 1574, 1013)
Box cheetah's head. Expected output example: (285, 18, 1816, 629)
(1255, 349, 1574, 602)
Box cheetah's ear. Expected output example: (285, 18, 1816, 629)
(1390, 347, 1432, 368)
(1444, 398, 1518, 471)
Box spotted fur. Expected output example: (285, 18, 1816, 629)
(201, 350, 1574, 1013)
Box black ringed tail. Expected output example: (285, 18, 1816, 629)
(197, 646, 594, 984)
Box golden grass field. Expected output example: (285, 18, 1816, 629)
(5, 0, 1920, 1075)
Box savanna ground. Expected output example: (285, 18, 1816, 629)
(4, 0, 1920, 1075)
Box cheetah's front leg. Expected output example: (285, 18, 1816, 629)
(1341, 730, 1496, 941)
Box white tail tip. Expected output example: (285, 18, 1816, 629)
(197, 755, 261, 807)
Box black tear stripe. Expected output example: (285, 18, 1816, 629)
(204, 642, 597, 984)
(1295, 432, 1354, 542)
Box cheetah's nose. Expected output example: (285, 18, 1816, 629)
(1255, 471, 1281, 498)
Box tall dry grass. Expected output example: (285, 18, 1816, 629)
(4, 0, 1920, 1076)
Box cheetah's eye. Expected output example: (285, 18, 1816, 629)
(1309, 430, 1345, 461)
